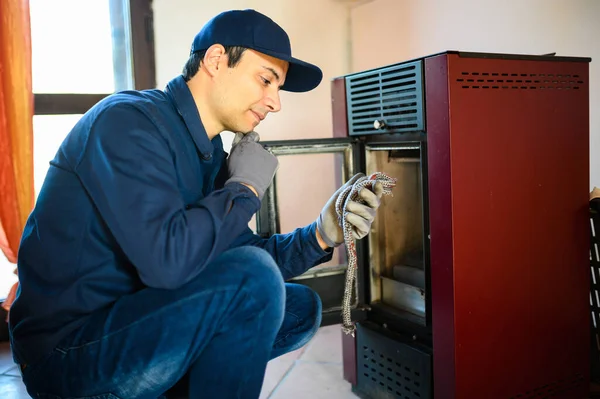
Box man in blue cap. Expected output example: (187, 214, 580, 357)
(10, 9, 384, 398)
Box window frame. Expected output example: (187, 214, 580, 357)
(33, 0, 156, 115)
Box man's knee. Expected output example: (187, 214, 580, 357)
(171, 246, 285, 329)
(222, 246, 282, 284)
(221, 246, 285, 318)
(289, 284, 322, 336)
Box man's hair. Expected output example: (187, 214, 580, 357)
(182, 46, 247, 81)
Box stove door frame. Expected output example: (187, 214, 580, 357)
(255, 137, 367, 326)
(359, 137, 433, 333)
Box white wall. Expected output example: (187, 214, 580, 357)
(351, 0, 600, 189)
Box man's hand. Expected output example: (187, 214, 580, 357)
(225, 131, 278, 200)
(316, 173, 384, 249)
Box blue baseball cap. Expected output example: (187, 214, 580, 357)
(190, 9, 323, 93)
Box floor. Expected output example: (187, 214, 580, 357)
(0, 346, 24, 398)
(6, 325, 600, 399)
(0, 324, 359, 398)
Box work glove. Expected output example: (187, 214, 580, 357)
(316, 173, 385, 248)
(225, 131, 278, 200)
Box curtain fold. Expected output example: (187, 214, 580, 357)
(0, 0, 34, 315)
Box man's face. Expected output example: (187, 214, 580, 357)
(211, 49, 289, 134)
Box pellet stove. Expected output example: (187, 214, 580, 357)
(258, 51, 591, 399)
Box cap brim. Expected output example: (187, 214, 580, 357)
(253, 48, 323, 93)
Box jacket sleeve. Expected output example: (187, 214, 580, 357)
(74, 105, 260, 289)
(230, 221, 335, 281)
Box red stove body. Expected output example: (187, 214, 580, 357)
(333, 51, 591, 399)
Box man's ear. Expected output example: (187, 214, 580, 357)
(203, 44, 227, 77)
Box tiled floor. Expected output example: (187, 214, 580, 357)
(0, 324, 359, 398)
(260, 324, 357, 399)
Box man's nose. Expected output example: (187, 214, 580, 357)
(265, 90, 282, 113)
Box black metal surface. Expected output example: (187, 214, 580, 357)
(320, 307, 367, 328)
(590, 198, 600, 382)
(368, 303, 433, 347)
(419, 141, 432, 330)
(345, 61, 425, 136)
(292, 272, 348, 313)
(355, 322, 432, 399)
(259, 137, 356, 148)
(0, 308, 8, 342)
(255, 182, 279, 239)
(352, 140, 368, 308)
(361, 132, 427, 145)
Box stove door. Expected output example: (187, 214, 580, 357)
(255, 137, 366, 326)
(363, 141, 431, 329)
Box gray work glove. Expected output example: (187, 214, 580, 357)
(225, 131, 278, 200)
(316, 173, 385, 248)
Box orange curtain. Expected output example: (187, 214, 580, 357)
(0, 0, 34, 316)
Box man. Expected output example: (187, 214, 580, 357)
(10, 9, 384, 398)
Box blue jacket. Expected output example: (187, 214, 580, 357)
(9, 76, 333, 365)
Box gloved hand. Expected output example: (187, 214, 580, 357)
(316, 173, 385, 248)
(225, 131, 278, 200)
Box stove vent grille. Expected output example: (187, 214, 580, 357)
(457, 71, 584, 90)
(356, 323, 431, 399)
(346, 61, 425, 136)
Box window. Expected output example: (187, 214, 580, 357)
(32, 0, 156, 192)
(0, 0, 156, 296)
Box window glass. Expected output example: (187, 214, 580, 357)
(33, 115, 83, 196)
(0, 266, 18, 301)
(30, 0, 131, 93)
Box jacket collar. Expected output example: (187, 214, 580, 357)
(165, 75, 222, 159)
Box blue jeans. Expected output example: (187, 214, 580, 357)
(20, 246, 322, 399)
